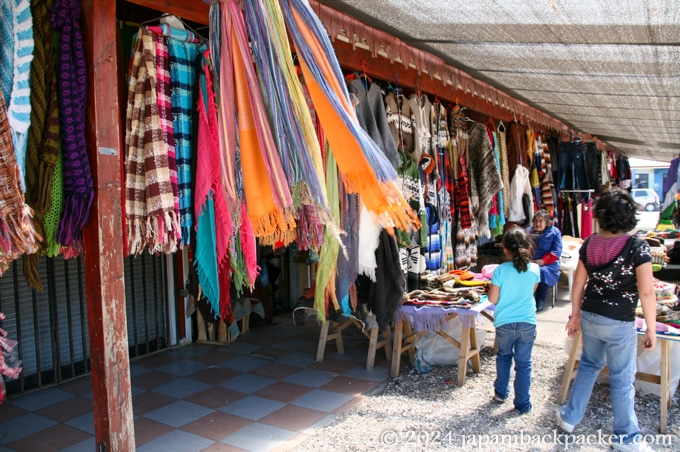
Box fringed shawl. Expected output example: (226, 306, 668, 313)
(279, 0, 417, 232)
(124, 28, 180, 255)
(314, 149, 341, 322)
(51, 0, 93, 253)
(221, 2, 295, 238)
(166, 32, 200, 246)
(0, 96, 40, 274)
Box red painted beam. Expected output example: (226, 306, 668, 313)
(124, 0, 210, 25)
(81, 0, 135, 450)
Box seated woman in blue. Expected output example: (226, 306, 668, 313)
(526, 210, 562, 312)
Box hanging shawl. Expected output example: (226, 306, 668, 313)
(166, 31, 200, 246)
(220, 2, 295, 238)
(314, 149, 342, 322)
(244, 0, 329, 212)
(23, 0, 56, 291)
(279, 0, 416, 232)
(0, 96, 40, 274)
(153, 32, 180, 221)
(194, 50, 236, 320)
(124, 28, 180, 255)
(51, 0, 93, 254)
(497, 122, 511, 218)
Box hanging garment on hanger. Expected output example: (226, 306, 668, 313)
(581, 197, 593, 239)
(506, 120, 527, 175)
(585, 142, 601, 194)
(467, 122, 503, 239)
(348, 79, 400, 168)
(430, 101, 448, 182)
(497, 121, 511, 219)
(408, 92, 432, 165)
(125, 27, 180, 255)
(507, 165, 533, 224)
(557, 140, 590, 192)
(384, 90, 414, 154)
(539, 142, 555, 214)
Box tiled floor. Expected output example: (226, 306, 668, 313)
(0, 314, 392, 452)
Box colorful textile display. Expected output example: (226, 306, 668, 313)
(244, 0, 329, 210)
(124, 28, 180, 255)
(279, 0, 416, 231)
(51, 0, 93, 255)
(195, 50, 232, 320)
(0, 95, 40, 275)
(220, 1, 296, 240)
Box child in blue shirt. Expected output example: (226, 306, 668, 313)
(487, 226, 540, 414)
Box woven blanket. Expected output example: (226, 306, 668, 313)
(153, 32, 179, 219)
(124, 28, 179, 255)
(51, 0, 93, 252)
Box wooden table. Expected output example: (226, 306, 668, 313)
(391, 300, 493, 386)
(558, 329, 679, 433)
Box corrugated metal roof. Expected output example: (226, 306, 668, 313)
(320, 0, 680, 162)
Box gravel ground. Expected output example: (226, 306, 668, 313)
(294, 334, 680, 451)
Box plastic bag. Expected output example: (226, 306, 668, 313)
(414, 317, 487, 373)
(635, 341, 680, 398)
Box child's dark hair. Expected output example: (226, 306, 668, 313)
(502, 227, 532, 272)
(594, 188, 638, 233)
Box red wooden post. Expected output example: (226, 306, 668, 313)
(81, 0, 135, 449)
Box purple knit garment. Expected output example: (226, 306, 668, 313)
(51, 0, 94, 248)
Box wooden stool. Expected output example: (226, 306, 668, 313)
(558, 330, 673, 433)
(316, 317, 392, 371)
(391, 313, 483, 386)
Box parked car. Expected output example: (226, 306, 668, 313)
(632, 188, 660, 211)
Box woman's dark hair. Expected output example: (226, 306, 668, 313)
(532, 209, 551, 225)
(502, 227, 532, 272)
(593, 189, 638, 233)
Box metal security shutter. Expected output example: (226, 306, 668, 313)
(0, 252, 171, 395)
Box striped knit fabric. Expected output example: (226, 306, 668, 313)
(0, 0, 13, 106)
(166, 34, 201, 246)
(4, 0, 34, 192)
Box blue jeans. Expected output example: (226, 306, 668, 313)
(494, 322, 536, 413)
(558, 142, 590, 191)
(561, 311, 641, 443)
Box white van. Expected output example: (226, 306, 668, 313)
(631, 188, 660, 211)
